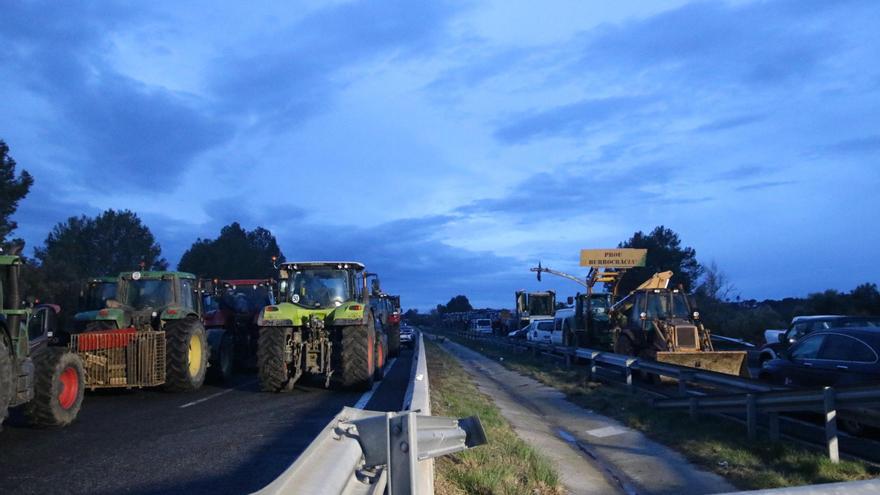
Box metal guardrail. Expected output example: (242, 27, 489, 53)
(458, 331, 880, 463)
(259, 330, 486, 495)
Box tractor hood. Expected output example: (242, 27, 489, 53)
(258, 301, 367, 327)
(74, 308, 126, 330)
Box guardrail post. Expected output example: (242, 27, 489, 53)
(625, 359, 634, 392)
(746, 394, 757, 441)
(589, 354, 597, 382)
(824, 387, 840, 464)
(564, 351, 572, 369)
(678, 371, 692, 396)
(768, 412, 780, 443)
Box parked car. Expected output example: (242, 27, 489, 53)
(757, 315, 880, 364)
(525, 318, 555, 344)
(400, 324, 415, 348)
(469, 318, 493, 335)
(760, 327, 880, 388)
(759, 327, 880, 433)
(507, 327, 528, 339)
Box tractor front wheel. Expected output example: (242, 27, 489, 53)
(0, 337, 13, 430)
(25, 348, 84, 427)
(257, 327, 298, 392)
(164, 317, 208, 392)
(333, 325, 375, 391)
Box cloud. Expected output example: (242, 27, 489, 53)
(820, 135, 880, 155)
(695, 114, 764, 133)
(210, 0, 466, 129)
(0, 2, 233, 188)
(494, 95, 655, 144)
(735, 180, 796, 192)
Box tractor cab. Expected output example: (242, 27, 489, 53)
(279, 262, 366, 310)
(76, 271, 202, 332)
(79, 277, 118, 312)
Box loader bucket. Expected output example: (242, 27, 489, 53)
(656, 351, 750, 378)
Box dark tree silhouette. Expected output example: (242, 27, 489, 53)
(614, 226, 702, 295)
(0, 139, 34, 245)
(178, 222, 284, 279)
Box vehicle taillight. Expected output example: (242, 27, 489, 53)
(265, 306, 279, 312)
(98, 309, 109, 316)
(350, 305, 362, 311)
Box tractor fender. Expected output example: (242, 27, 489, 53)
(759, 348, 777, 364)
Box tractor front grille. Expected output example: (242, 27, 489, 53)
(70, 330, 166, 389)
(674, 325, 699, 350)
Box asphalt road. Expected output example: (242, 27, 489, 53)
(0, 348, 414, 495)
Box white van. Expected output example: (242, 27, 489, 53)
(525, 318, 555, 344)
(552, 308, 574, 346)
(469, 318, 493, 334)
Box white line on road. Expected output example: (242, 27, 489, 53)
(353, 357, 397, 410)
(179, 379, 258, 409)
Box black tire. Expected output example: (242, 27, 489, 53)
(0, 336, 13, 430)
(614, 334, 636, 356)
(208, 331, 234, 383)
(388, 324, 401, 358)
(374, 337, 386, 382)
(257, 327, 297, 392)
(25, 348, 84, 427)
(164, 316, 208, 392)
(333, 324, 375, 391)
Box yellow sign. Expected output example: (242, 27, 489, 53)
(580, 249, 647, 268)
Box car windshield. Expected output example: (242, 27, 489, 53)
(477, 319, 491, 326)
(289, 269, 351, 308)
(83, 281, 117, 311)
(537, 321, 554, 331)
(125, 279, 173, 309)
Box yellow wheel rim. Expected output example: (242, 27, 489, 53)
(188, 334, 203, 377)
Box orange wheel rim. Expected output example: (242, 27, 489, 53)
(58, 367, 79, 410)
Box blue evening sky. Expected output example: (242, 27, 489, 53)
(2, 0, 878, 310)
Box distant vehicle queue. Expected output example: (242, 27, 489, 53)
(456, 267, 880, 389)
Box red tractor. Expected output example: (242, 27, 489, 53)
(203, 279, 275, 381)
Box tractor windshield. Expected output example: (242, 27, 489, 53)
(221, 285, 273, 314)
(83, 281, 117, 311)
(640, 291, 692, 320)
(528, 295, 553, 316)
(289, 269, 351, 308)
(125, 279, 174, 309)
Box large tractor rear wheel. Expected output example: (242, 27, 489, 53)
(207, 330, 235, 383)
(388, 325, 400, 358)
(0, 336, 13, 430)
(257, 327, 298, 392)
(333, 324, 375, 391)
(164, 316, 208, 392)
(25, 348, 84, 427)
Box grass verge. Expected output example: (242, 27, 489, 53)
(426, 340, 564, 495)
(433, 328, 880, 490)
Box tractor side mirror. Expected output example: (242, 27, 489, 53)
(566, 296, 574, 305)
(371, 279, 380, 294)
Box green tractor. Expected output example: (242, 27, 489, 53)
(71, 271, 209, 391)
(1, 249, 85, 429)
(257, 261, 387, 392)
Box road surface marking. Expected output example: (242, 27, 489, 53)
(178, 379, 258, 409)
(585, 426, 628, 438)
(353, 357, 398, 409)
